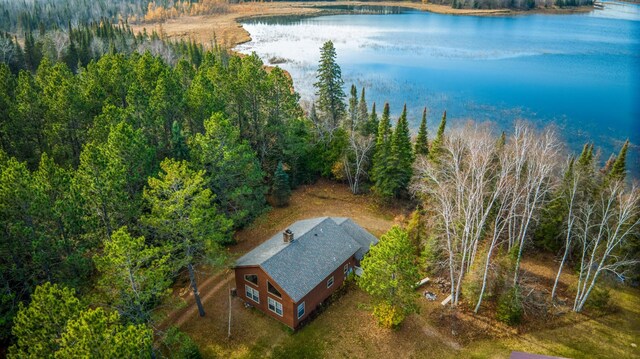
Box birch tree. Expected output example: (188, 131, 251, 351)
(507, 123, 561, 285)
(573, 181, 640, 312)
(342, 132, 374, 195)
(413, 123, 505, 306)
(550, 160, 580, 301)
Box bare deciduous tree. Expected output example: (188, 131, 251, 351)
(413, 123, 504, 306)
(413, 122, 561, 309)
(572, 181, 640, 312)
(507, 123, 561, 286)
(551, 162, 580, 301)
(343, 133, 374, 195)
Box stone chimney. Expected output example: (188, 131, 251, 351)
(283, 229, 294, 243)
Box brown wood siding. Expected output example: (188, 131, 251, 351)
(233, 255, 357, 329)
(234, 265, 296, 328)
(292, 255, 356, 328)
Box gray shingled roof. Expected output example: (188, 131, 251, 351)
(235, 217, 378, 302)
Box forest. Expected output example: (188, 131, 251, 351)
(0, 1, 638, 358)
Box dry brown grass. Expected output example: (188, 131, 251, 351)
(163, 180, 639, 359)
(130, 1, 593, 49)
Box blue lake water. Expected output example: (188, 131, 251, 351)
(236, 1, 640, 176)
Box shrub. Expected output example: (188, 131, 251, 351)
(496, 286, 523, 326)
(372, 302, 405, 329)
(162, 326, 201, 359)
(586, 286, 611, 310)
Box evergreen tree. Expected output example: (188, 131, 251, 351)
(314, 41, 346, 131)
(429, 110, 447, 162)
(607, 139, 629, 181)
(414, 107, 429, 156)
(272, 161, 291, 207)
(190, 113, 267, 227)
(8, 283, 81, 358)
(371, 103, 393, 198)
(94, 226, 172, 325)
(389, 104, 414, 197)
(365, 102, 379, 137)
(358, 226, 419, 328)
(497, 131, 506, 150)
(142, 158, 232, 318)
(55, 307, 152, 358)
(12, 70, 45, 168)
(347, 84, 358, 131)
(357, 87, 369, 132)
(171, 120, 189, 160)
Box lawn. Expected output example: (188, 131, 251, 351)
(170, 180, 640, 359)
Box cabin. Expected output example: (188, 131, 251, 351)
(233, 217, 378, 329)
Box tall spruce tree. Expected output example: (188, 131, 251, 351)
(357, 87, 368, 131)
(366, 102, 379, 136)
(607, 139, 629, 181)
(272, 161, 291, 207)
(314, 41, 346, 130)
(347, 84, 358, 131)
(389, 104, 414, 197)
(371, 103, 393, 198)
(414, 107, 429, 156)
(429, 110, 447, 162)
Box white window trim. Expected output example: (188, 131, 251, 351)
(297, 302, 305, 319)
(267, 280, 282, 298)
(245, 285, 259, 303)
(268, 297, 283, 317)
(244, 274, 258, 287)
(327, 276, 334, 288)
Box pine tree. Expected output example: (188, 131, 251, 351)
(171, 120, 189, 160)
(389, 104, 414, 197)
(190, 113, 267, 227)
(94, 226, 172, 325)
(607, 139, 629, 181)
(347, 84, 358, 131)
(314, 41, 346, 130)
(272, 161, 291, 207)
(496, 131, 506, 150)
(8, 283, 81, 358)
(429, 110, 447, 162)
(357, 87, 368, 132)
(414, 107, 429, 156)
(357, 226, 419, 328)
(371, 103, 393, 198)
(360, 101, 378, 137)
(55, 307, 152, 358)
(142, 158, 232, 318)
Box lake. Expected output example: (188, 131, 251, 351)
(236, 2, 640, 176)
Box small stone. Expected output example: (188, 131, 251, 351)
(631, 343, 637, 348)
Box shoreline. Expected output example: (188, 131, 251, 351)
(130, 1, 595, 49)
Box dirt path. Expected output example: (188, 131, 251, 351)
(412, 314, 463, 351)
(169, 273, 235, 328)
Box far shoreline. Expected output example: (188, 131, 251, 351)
(130, 1, 595, 49)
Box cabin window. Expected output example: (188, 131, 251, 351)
(327, 276, 334, 288)
(297, 302, 305, 319)
(268, 297, 283, 316)
(245, 285, 259, 303)
(267, 281, 282, 298)
(343, 264, 348, 275)
(244, 274, 258, 286)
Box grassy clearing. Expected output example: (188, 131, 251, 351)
(171, 180, 639, 359)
